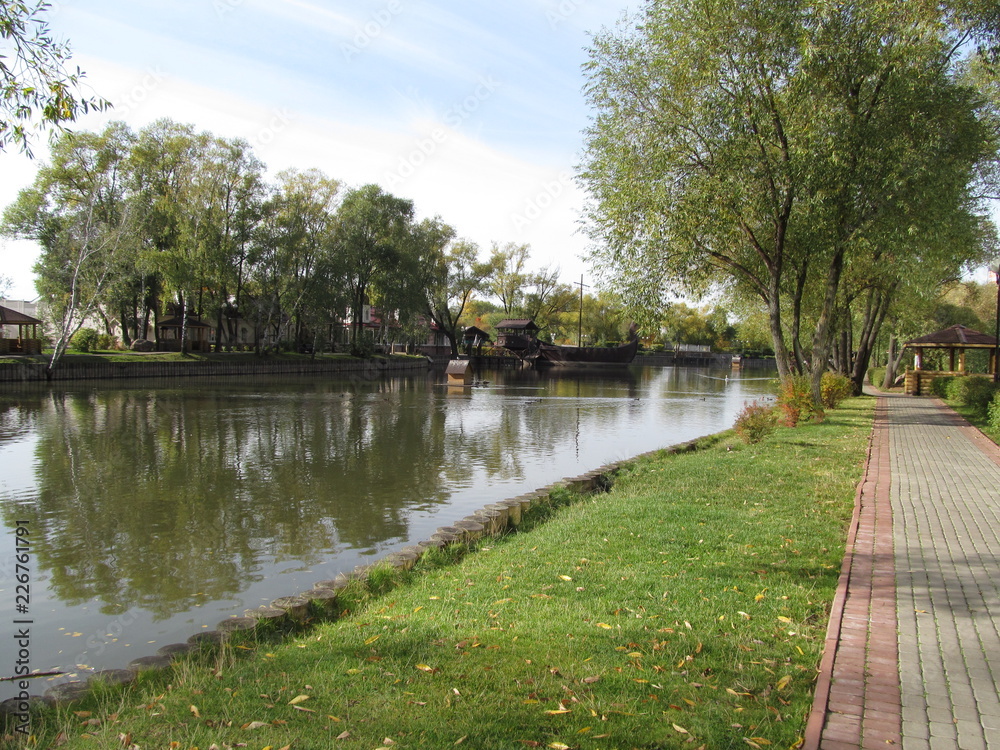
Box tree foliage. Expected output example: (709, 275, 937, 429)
(1, 0, 109, 156)
(581, 0, 996, 400)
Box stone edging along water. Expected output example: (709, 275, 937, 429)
(0, 355, 430, 382)
(0, 434, 714, 722)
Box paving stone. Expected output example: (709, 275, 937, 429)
(812, 392, 1000, 750)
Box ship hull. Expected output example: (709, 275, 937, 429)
(533, 337, 639, 367)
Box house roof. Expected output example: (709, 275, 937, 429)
(496, 319, 538, 331)
(905, 324, 998, 349)
(0, 304, 42, 326)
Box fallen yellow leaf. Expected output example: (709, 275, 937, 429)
(287, 695, 311, 705)
(673, 723, 689, 734)
(189, 705, 200, 718)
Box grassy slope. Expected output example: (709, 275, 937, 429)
(8, 399, 873, 750)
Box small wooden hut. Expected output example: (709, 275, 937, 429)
(903, 324, 999, 395)
(0, 304, 43, 355)
(446, 359, 472, 386)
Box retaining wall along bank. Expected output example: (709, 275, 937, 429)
(0, 356, 430, 382)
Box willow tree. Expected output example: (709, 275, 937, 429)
(581, 0, 993, 401)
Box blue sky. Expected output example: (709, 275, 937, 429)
(0, 0, 636, 300)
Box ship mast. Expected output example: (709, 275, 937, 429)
(575, 274, 589, 346)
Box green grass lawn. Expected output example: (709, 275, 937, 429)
(5, 398, 873, 750)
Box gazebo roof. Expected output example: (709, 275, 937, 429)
(462, 326, 492, 341)
(496, 319, 539, 331)
(0, 304, 42, 326)
(905, 324, 998, 349)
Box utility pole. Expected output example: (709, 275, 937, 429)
(575, 274, 590, 347)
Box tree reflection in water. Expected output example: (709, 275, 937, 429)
(0, 366, 773, 678)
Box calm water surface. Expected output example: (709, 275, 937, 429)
(0, 364, 774, 698)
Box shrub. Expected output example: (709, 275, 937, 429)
(820, 372, 853, 409)
(946, 375, 999, 417)
(71, 328, 99, 353)
(930, 376, 954, 398)
(734, 400, 778, 444)
(988, 391, 1000, 433)
(96, 333, 118, 351)
(776, 375, 823, 427)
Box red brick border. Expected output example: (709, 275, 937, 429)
(803, 396, 901, 749)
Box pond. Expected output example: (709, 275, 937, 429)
(0, 364, 775, 699)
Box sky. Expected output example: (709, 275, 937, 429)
(0, 0, 637, 301)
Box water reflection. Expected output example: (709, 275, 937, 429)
(0, 366, 774, 693)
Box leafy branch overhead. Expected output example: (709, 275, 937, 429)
(1, 0, 110, 156)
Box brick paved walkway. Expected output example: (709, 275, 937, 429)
(805, 392, 1000, 749)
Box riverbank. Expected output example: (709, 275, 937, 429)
(3, 397, 872, 748)
(0, 352, 430, 382)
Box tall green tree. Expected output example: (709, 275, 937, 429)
(128, 119, 209, 350)
(253, 168, 341, 353)
(2, 123, 134, 370)
(332, 184, 414, 355)
(486, 242, 531, 316)
(522, 266, 575, 335)
(581, 0, 994, 402)
(418, 231, 489, 357)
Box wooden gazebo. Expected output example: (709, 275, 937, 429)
(903, 324, 999, 395)
(0, 304, 43, 355)
(462, 325, 491, 356)
(156, 316, 212, 352)
(495, 319, 539, 357)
